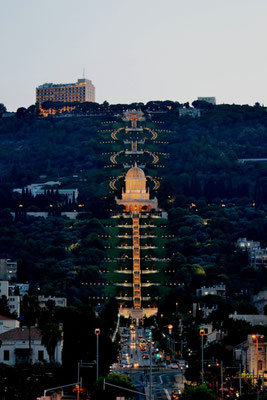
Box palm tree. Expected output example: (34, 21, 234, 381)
(41, 323, 63, 363)
(21, 295, 41, 364)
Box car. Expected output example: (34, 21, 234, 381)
(120, 361, 127, 367)
(169, 363, 179, 369)
(142, 353, 149, 359)
(171, 389, 181, 400)
(133, 362, 139, 368)
(110, 363, 119, 371)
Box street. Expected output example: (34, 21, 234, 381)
(112, 327, 185, 400)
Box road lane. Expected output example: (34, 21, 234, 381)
(116, 326, 185, 399)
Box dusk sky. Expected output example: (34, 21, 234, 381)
(1, 0, 267, 111)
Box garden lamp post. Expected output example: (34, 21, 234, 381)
(200, 329, 205, 384)
(95, 328, 100, 381)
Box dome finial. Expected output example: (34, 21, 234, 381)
(134, 161, 137, 167)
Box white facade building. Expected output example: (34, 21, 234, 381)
(229, 313, 267, 326)
(234, 335, 267, 378)
(0, 281, 22, 316)
(0, 327, 63, 365)
(196, 284, 226, 297)
(0, 315, 19, 333)
(237, 238, 267, 268)
(0, 280, 9, 296)
(38, 295, 67, 308)
(250, 248, 267, 268)
(7, 296, 20, 316)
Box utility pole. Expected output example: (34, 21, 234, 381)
(77, 361, 94, 400)
(221, 361, 223, 400)
(239, 363, 242, 397)
(149, 341, 152, 400)
(77, 361, 80, 400)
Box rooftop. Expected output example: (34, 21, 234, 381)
(37, 79, 92, 89)
(0, 327, 42, 340)
(0, 314, 16, 321)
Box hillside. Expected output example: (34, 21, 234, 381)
(0, 103, 266, 307)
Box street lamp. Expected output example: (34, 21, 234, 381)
(251, 334, 264, 381)
(200, 329, 205, 384)
(251, 334, 259, 382)
(168, 324, 173, 335)
(95, 328, 100, 381)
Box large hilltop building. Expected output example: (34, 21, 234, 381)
(36, 78, 95, 105)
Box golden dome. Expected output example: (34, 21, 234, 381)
(126, 164, 145, 179)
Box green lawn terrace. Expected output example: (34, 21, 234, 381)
(101, 212, 169, 308)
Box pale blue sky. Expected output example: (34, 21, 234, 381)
(1, 0, 267, 111)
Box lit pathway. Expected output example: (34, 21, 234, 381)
(111, 127, 124, 140)
(143, 127, 158, 140)
(110, 150, 124, 164)
(132, 214, 141, 309)
(144, 150, 159, 164)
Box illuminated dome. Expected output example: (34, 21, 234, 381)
(116, 162, 158, 212)
(126, 164, 145, 179)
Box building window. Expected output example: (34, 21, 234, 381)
(4, 350, 9, 361)
(38, 350, 44, 361)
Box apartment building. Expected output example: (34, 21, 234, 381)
(237, 237, 261, 252)
(234, 335, 267, 378)
(250, 248, 267, 268)
(196, 284, 226, 297)
(237, 238, 267, 268)
(36, 78, 95, 105)
(0, 259, 17, 280)
(38, 295, 67, 309)
(0, 281, 24, 317)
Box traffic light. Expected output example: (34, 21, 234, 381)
(155, 352, 160, 360)
(148, 329, 152, 340)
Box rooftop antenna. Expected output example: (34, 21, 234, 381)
(83, 68, 85, 79)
